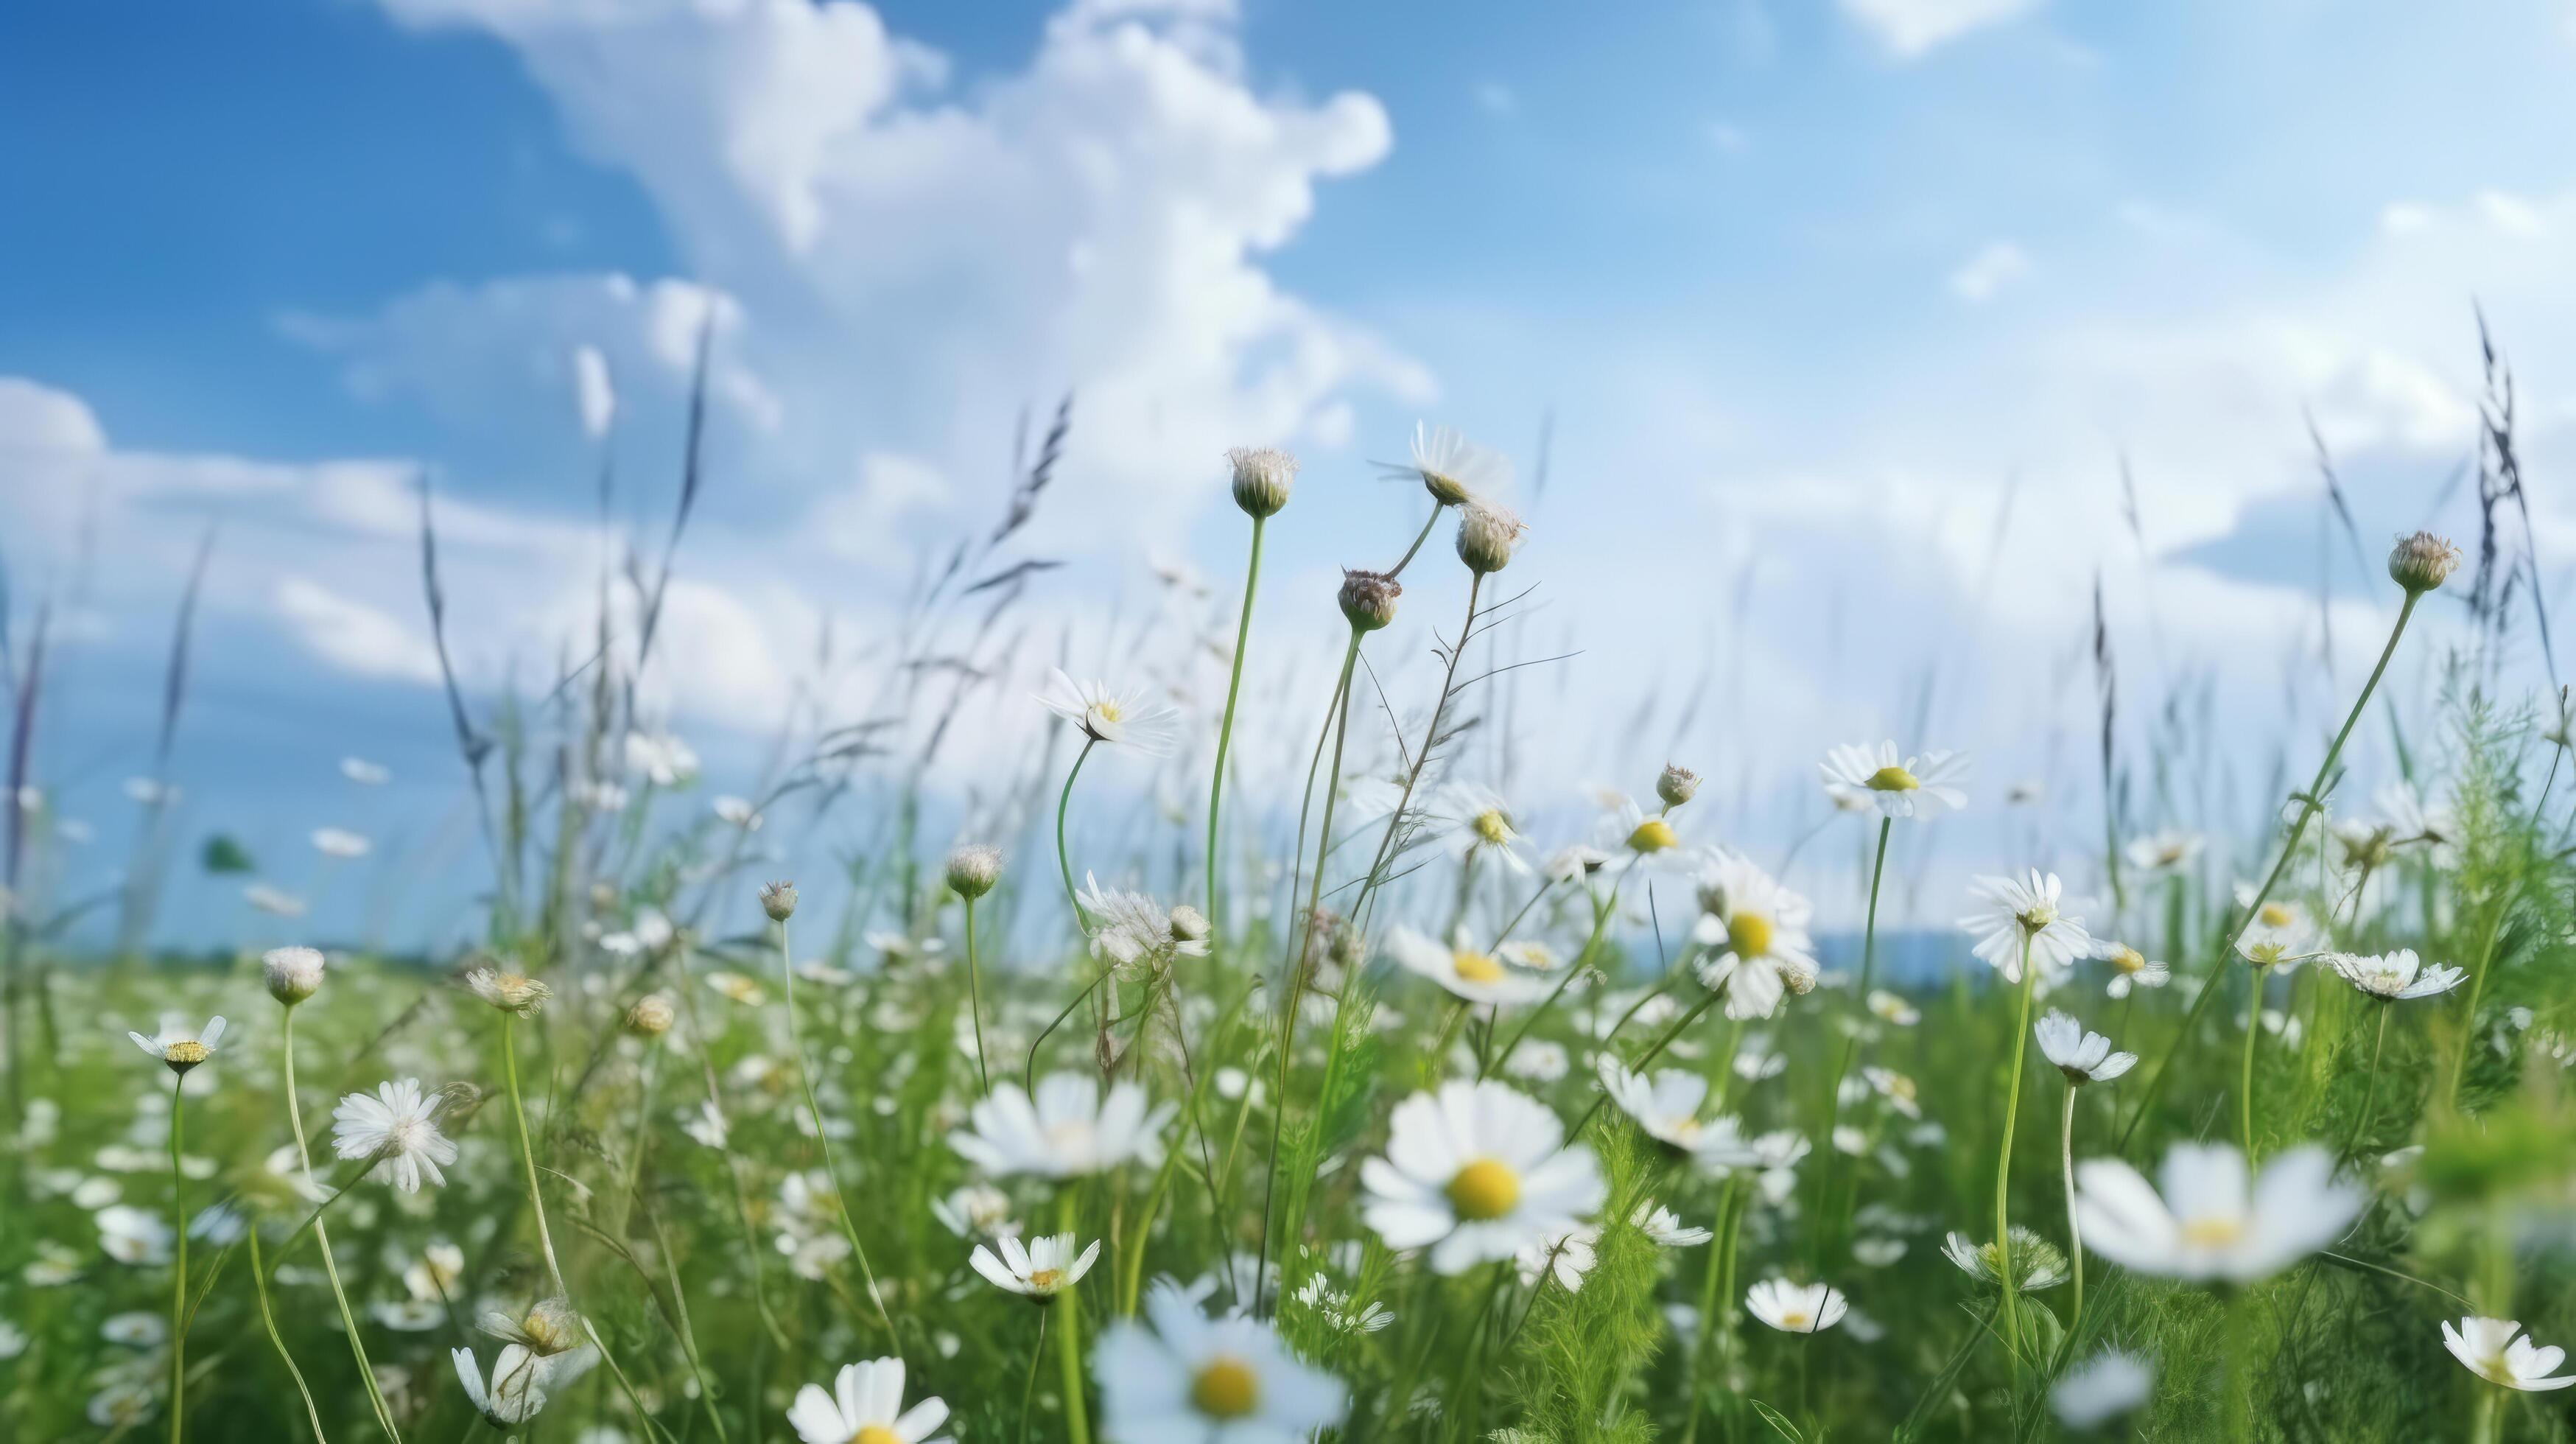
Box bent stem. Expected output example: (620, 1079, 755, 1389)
(284, 1009, 402, 1441)
(2060, 1084, 2084, 1336)
(1992, 933, 2040, 1370)
(1056, 737, 1099, 926)
(167, 1073, 188, 1444)
(775, 911, 896, 1334)
(247, 1227, 329, 1443)
(1205, 514, 1266, 936)
(1055, 1191, 1094, 1444)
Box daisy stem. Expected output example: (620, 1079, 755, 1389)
(776, 912, 896, 1336)
(2060, 1084, 2084, 1336)
(2118, 589, 2418, 1153)
(2224, 1286, 2259, 1441)
(283, 1009, 402, 1442)
(246, 1227, 329, 1444)
(1018, 1307, 1048, 1444)
(1812, 816, 1892, 1267)
(1204, 513, 1266, 938)
(2443, 886, 2510, 1111)
(1055, 736, 1099, 929)
(2346, 1004, 2391, 1163)
(1485, 862, 1629, 1079)
(1491, 875, 1556, 947)
(616, 1042, 661, 1238)
(499, 1013, 568, 1295)
(1570, 990, 1722, 1137)
(964, 895, 992, 1093)
(2239, 966, 2264, 1159)
(1055, 1190, 1093, 1444)
(1386, 502, 1446, 579)
(1992, 932, 2039, 1370)
(168, 1071, 188, 1444)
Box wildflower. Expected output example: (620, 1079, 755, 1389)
(1656, 763, 1701, 808)
(2376, 779, 2458, 854)
(1862, 1066, 1923, 1118)
(1038, 668, 1177, 754)
(2440, 1317, 2575, 1392)
(2053, 1349, 2156, 1429)
(1544, 844, 1612, 883)
(127, 1014, 225, 1074)
(623, 730, 699, 786)
(0, 1320, 25, 1358)
(1744, 1278, 1847, 1334)
(2329, 948, 2466, 1001)
(759, 880, 798, 921)
(714, 795, 762, 830)
(706, 972, 768, 1006)
(1388, 926, 1551, 1009)
(1359, 1079, 1605, 1274)
(2035, 1011, 2137, 1085)
(333, 1078, 460, 1194)
(950, 1073, 1172, 1179)
(1595, 1058, 1760, 1171)
(263, 946, 326, 1006)
(785, 1357, 952, 1444)
(1455, 500, 1526, 575)
(624, 993, 676, 1037)
(465, 965, 551, 1017)
(969, 1231, 1099, 1303)
(945, 843, 1002, 900)
(2232, 889, 2312, 966)
(1867, 989, 1920, 1026)
(1515, 1225, 1599, 1291)
(1959, 871, 2093, 981)
(2387, 530, 2461, 594)
(1389, 421, 1511, 507)
(480, 1297, 594, 1373)
(96, 1205, 174, 1265)
(1942, 1227, 2069, 1289)
(1080, 873, 1210, 974)
(2124, 830, 2203, 874)
(1292, 1275, 1394, 1336)
(1608, 799, 1682, 858)
(404, 1241, 465, 1303)
(453, 1345, 561, 1428)
(1228, 446, 1298, 519)
(1336, 568, 1402, 631)
(1853, 1236, 1907, 1266)
(2094, 939, 2171, 998)
(1098, 1280, 1347, 1442)
(931, 1182, 1016, 1238)
(681, 1101, 729, 1150)
(1441, 785, 1532, 875)
(1819, 741, 1968, 819)
(312, 827, 371, 859)
(1631, 1199, 1713, 1247)
(89, 1382, 158, 1429)
(2071, 1142, 2359, 1283)
(1691, 851, 1820, 1020)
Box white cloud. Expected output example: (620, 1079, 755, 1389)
(1948, 241, 2029, 302)
(273, 577, 444, 684)
(1838, 0, 2046, 58)
(2474, 189, 2549, 239)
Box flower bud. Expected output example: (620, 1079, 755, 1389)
(1656, 764, 1701, 809)
(759, 880, 798, 922)
(1454, 501, 1525, 575)
(1226, 446, 1296, 520)
(624, 992, 676, 1038)
(1337, 569, 1401, 632)
(946, 843, 1002, 900)
(262, 945, 326, 1007)
(1169, 903, 1210, 944)
(2387, 530, 2460, 595)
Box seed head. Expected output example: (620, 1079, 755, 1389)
(759, 880, 798, 922)
(1226, 446, 1297, 519)
(946, 844, 1003, 900)
(262, 945, 327, 1007)
(1454, 501, 1526, 575)
(1337, 569, 1402, 632)
(1656, 764, 1701, 809)
(2387, 530, 2460, 595)
(624, 992, 676, 1038)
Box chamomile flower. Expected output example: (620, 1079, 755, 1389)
(1942, 1227, 2069, 1289)
(1862, 1067, 1923, 1118)
(2231, 888, 2313, 966)
(969, 1232, 1099, 1301)
(786, 1358, 952, 1444)
(2440, 1317, 2576, 1392)
(2124, 831, 2203, 874)
(96, 1205, 173, 1265)
(950, 1073, 1173, 1179)
(2094, 939, 2170, 998)
(1594, 1058, 1760, 1171)
(1386, 421, 1511, 507)
(1959, 871, 2093, 982)
(1516, 1225, 1600, 1291)
(480, 1297, 592, 1369)
(2034, 1012, 2137, 1085)
(1631, 1199, 1713, 1247)
(1545, 844, 1613, 884)
(2328, 948, 2466, 1001)
(127, 1014, 225, 1074)
(453, 1345, 561, 1428)
(1745, 1278, 1847, 1334)
(2053, 1348, 2156, 1429)
(1079, 873, 1210, 973)
(332, 1078, 460, 1194)
(1387, 927, 1551, 1009)
(1441, 785, 1532, 875)
(705, 971, 768, 1006)
(1038, 668, 1176, 754)
(1098, 1280, 1347, 1444)
(1867, 989, 1920, 1026)
(1604, 799, 1684, 861)
(2071, 1143, 2360, 1283)
(931, 1183, 1017, 1238)
(1691, 851, 1820, 1020)
(465, 965, 552, 1017)
(1819, 742, 1968, 819)
(1360, 1079, 1605, 1275)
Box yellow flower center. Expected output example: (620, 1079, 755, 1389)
(2245, 942, 2286, 967)
(1864, 765, 1919, 792)
(2015, 904, 2057, 934)
(1879, 1073, 1916, 1104)
(164, 1040, 208, 1065)
(1027, 1268, 1061, 1290)
(2179, 1216, 2246, 1249)
(1777, 1309, 1812, 1330)
(2108, 945, 2145, 974)
(1189, 1356, 1262, 1419)
(1094, 701, 1124, 723)
(1727, 911, 1775, 958)
(851, 1426, 902, 1444)
(1473, 810, 1512, 844)
(1445, 1158, 1521, 1221)
(1451, 950, 1504, 984)
(1422, 469, 1471, 505)
(1627, 817, 1678, 853)
(2258, 902, 2292, 929)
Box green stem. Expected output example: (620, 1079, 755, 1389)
(285, 1009, 402, 1441)
(964, 897, 991, 1093)
(1386, 503, 1446, 579)
(168, 1072, 187, 1444)
(500, 1013, 566, 1293)
(1055, 1191, 1092, 1444)
(1993, 933, 2039, 1368)
(1486, 863, 1630, 1077)
(2060, 1084, 2084, 1336)
(1813, 816, 1893, 1266)
(1056, 737, 1099, 926)
(2224, 1287, 2259, 1442)
(2346, 1005, 2391, 1163)
(1571, 990, 1721, 1136)
(2443, 891, 2509, 1111)
(776, 912, 896, 1333)
(247, 1227, 329, 1443)
(2241, 965, 2266, 1159)
(1205, 514, 1266, 935)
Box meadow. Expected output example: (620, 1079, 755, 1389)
(1, 413, 2572, 1444)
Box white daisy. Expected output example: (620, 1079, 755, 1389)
(127, 1014, 225, 1074)
(1861, 1066, 1922, 1118)
(1819, 742, 1968, 819)
(452, 1345, 562, 1428)
(1386, 927, 1551, 1009)
(331, 1078, 460, 1194)
(1601, 799, 1685, 861)
(1515, 1225, 1600, 1291)
(1544, 844, 1613, 884)
(2231, 888, 2314, 967)
(2034, 1011, 2137, 1085)
(1691, 851, 1820, 1020)
(1867, 989, 1920, 1026)
(2052, 1348, 2156, 1429)
(2124, 830, 2203, 874)
(1097, 1279, 1347, 1444)
(464, 966, 552, 1017)
(1631, 1199, 1713, 1247)
(786, 1358, 952, 1444)
(950, 1073, 1173, 1179)
(1440, 785, 1533, 875)
(1038, 668, 1176, 754)
(1959, 871, 2093, 981)
(1385, 421, 1512, 507)
(1942, 1227, 2069, 1289)
(2329, 948, 2466, 1001)
(1595, 1058, 1760, 1171)
(1359, 1079, 1606, 1275)
(930, 1182, 1017, 1239)
(1744, 1278, 1847, 1334)
(623, 730, 698, 786)
(1078, 873, 1210, 973)
(2071, 1143, 2360, 1283)
(969, 1233, 1099, 1301)
(2441, 1317, 2576, 1392)
(2094, 939, 2171, 998)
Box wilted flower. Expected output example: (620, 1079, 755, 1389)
(2387, 530, 2460, 594)
(1455, 500, 1526, 575)
(264, 946, 326, 1006)
(1656, 763, 1702, 808)
(465, 966, 551, 1017)
(624, 993, 676, 1038)
(1337, 569, 1402, 632)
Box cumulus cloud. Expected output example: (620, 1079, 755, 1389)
(1839, 0, 2047, 58)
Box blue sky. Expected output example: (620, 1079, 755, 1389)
(4, 0, 2572, 951)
